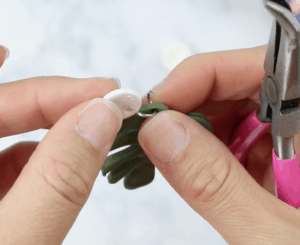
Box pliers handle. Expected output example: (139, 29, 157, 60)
(229, 0, 300, 208)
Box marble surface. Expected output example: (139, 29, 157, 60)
(0, 0, 273, 244)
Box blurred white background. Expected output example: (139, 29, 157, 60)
(0, 0, 274, 244)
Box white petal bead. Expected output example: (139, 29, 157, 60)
(103, 89, 142, 119)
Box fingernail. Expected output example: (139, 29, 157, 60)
(142, 78, 167, 99)
(112, 78, 121, 88)
(138, 111, 190, 165)
(0, 45, 10, 61)
(74, 98, 123, 150)
(151, 77, 167, 93)
(106, 77, 121, 88)
(88, 77, 121, 88)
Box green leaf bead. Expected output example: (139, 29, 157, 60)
(124, 156, 155, 190)
(111, 103, 170, 151)
(139, 103, 169, 115)
(120, 103, 169, 132)
(102, 103, 213, 190)
(111, 129, 139, 151)
(119, 114, 146, 133)
(102, 144, 144, 176)
(186, 112, 213, 133)
(107, 156, 141, 184)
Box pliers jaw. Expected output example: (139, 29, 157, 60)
(257, 0, 300, 159)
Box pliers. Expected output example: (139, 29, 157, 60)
(229, 0, 300, 208)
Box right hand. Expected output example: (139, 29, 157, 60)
(137, 33, 300, 245)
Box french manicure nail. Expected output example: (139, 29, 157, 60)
(138, 112, 190, 165)
(0, 45, 10, 61)
(74, 98, 123, 150)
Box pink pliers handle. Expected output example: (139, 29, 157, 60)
(229, 110, 300, 208)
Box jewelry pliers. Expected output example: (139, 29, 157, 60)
(229, 0, 300, 208)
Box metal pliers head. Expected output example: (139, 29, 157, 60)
(257, 0, 300, 159)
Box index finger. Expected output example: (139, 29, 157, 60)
(143, 45, 267, 113)
(0, 77, 120, 137)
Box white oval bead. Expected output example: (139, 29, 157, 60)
(103, 89, 142, 119)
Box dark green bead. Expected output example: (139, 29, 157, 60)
(102, 144, 144, 176)
(111, 129, 139, 151)
(119, 103, 169, 132)
(103, 103, 213, 190)
(123, 156, 155, 190)
(110, 103, 170, 151)
(107, 156, 141, 184)
(186, 112, 213, 133)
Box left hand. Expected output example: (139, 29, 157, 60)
(0, 45, 123, 244)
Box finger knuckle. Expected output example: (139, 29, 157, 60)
(36, 153, 91, 207)
(183, 150, 231, 204)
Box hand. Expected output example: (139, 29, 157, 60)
(0, 45, 124, 244)
(137, 4, 300, 244)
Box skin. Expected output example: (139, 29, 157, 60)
(138, 2, 300, 244)
(1, 1, 300, 244)
(0, 45, 122, 244)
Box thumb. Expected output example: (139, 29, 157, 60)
(0, 98, 123, 245)
(138, 110, 300, 244)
